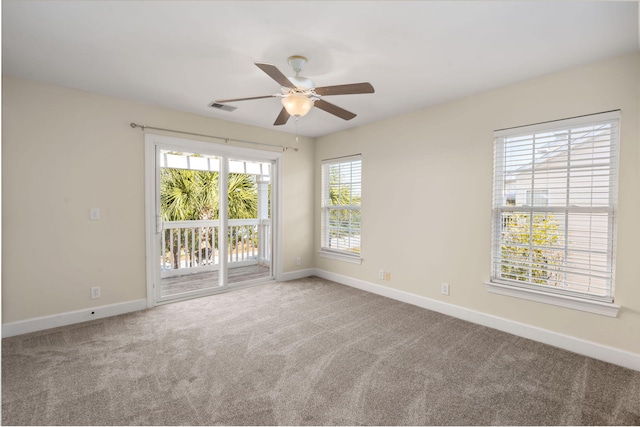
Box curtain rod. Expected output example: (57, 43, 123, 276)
(130, 123, 299, 152)
(322, 153, 362, 162)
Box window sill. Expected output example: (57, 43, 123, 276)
(484, 281, 620, 317)
(319, 250, 363, 265)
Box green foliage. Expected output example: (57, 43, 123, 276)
(328, 168, 360, 206)
(160, 167, 260, 268)
(227, 173, 258, 220)
(160, 169, 259, 221)
(501, 213, 564, 285)
(160, 168, 219, 221)
(328, 208, 361, 254)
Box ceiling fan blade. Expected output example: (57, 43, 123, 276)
(215, 94, 276, 103)
(314, 82, 375, 97)
(255, 62, 295, 88)
(273, 107, 291, 126)
(314, 99, 357, 121)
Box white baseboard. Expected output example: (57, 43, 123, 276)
(280, 268, 316, 282)
(6, 271, 639, 371)
(311, 269, 640, 372)
(2, 299, 147, 338)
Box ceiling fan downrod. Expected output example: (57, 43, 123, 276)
(287, 55, 307, 76)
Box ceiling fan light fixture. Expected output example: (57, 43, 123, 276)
(281, 93, 314, 117)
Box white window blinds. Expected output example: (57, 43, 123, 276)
(321, 155, 362, 256)
(491, 111, 620, 302)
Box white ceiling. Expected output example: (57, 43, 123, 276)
(2, 1, 639, 138)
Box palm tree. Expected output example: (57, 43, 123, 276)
(160, 168, 216, 268)
(160, 168, 218, 221)
(160, 167, 259, 268)
(161, 170, 259, 221)
(227, 173, 258, 219)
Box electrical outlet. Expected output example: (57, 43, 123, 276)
(378, 270, 385, 280)
(384, 271, 391, 281)
(441, 282, 450, 296)
(296, 257, 301, 266)
(90, 286, 101, 299)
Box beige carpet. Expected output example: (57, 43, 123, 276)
(2, 276, 639, 425)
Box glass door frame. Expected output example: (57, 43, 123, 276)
(144, 133, 282, 307)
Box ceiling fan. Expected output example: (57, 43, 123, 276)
(215, 55, 375, 126)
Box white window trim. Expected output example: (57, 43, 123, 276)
(489, 110, 620, 311)
(319, 249, 363, 264)
(484, 281, 620, 317)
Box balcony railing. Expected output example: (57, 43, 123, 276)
(160, 219, 271, 278)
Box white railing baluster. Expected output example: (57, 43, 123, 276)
(169, 228, 174, 269)
(204, 227, 208, 265)
(232, 225, 236, 262)
(244, 225, 248, 260)
(205, 226, 210, 265)
(160, 219, 269, 278)
(176, 227, 180, 267)
(178, 228, 183, 268)
(236, 226, 240, 261)
(214, 226, 218, 265)
(231, 225, 235, 262)
(190, 227, 195, 267)
(197, 227, 201, 266)
(241, 226, 246, 261)
(252, 225, 256, 259)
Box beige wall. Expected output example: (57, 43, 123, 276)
(2, 77, 315, 323)
(315, 52, 640, 355)
(3, 52, 639, 357)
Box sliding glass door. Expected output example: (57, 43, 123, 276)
(227, 158, 272, 284)
(145, 134, 279, 306)
(158, 149, 222, 297)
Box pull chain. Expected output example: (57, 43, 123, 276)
(295, 117, 300, 143)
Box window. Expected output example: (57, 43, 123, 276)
(490, 111, 620, 306)
(321, 155, 362, 261)
(525, 189, 549, 207)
